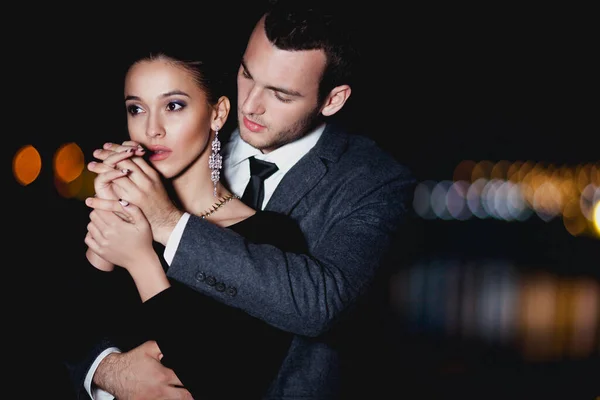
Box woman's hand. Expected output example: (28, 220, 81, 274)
(89, 142, 182, 245)
(85, 141, 143, 271)
(84, 199, 170, 301)
(89, 141, 145, 205)
(85, 199, 154, 273)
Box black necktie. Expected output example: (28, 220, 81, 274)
(241, 156, 279, 210)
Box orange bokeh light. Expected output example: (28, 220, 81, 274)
(54, 142, 85, 183)
(13, 144, 42, 186)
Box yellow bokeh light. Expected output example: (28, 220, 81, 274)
(453, 160, 476, 182)
(593, 202, 600, 235)
(55, 173, 83, 199)
(507, 161, 524, 182)
(490, 160, 510, 180)
(517, 161, 534, 182)
(13, 144, 42, 186)
(54, 142, 85, 183)
(471, 160, 494, 182)
(74, 168, 97, 200)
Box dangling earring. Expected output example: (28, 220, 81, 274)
(208, 125, 222, 197)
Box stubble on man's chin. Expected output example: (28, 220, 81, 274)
(277, 109, 323, 147)
(241, 109, 323, 152)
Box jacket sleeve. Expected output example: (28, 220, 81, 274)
(167, 170, 416, 337)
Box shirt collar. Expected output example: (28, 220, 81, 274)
(225, 122, 326, 173)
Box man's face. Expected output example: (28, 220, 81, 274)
(237, 17, 326, 153)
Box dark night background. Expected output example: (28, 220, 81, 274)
(8, 2, 599, 399)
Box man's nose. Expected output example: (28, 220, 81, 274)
(241, 86, 265, 115)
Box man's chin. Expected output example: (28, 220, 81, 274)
(239, 129, 263, 148)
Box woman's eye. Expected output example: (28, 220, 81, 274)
(127, 105, 142, 115)
(167, 102, 185, 111)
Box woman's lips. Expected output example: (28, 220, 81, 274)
(148, 150, 171, 161)
(243, 116, 265, 133)
(146, 146, 172, 161)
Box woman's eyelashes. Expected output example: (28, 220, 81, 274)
(126, 101, 186, 116)
(127, 104, 142, 115)
(166, 101, 186, 112)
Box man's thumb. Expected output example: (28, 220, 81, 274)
(143, 340, 163, 359)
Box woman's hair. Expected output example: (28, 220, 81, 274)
(122, 43, 237, 136)
(127, 48, 229, 105)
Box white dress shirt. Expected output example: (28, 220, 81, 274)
(166, 123, 324, 264)
(84, 123, 324, 399)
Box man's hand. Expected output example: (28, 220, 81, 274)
(90, 142, 183, 245)
(93, 340, 193, 400)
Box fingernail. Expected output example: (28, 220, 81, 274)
(119, 199, 129, 207)
(85, 197, 93, 206)
(103, 143, 112, 149)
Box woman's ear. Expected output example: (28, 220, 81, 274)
(212, 96, 231, 131)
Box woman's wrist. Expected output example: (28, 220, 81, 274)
(129, 253, 171, 302)
(86, 248, 115, 272)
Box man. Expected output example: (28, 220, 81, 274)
(77, 0, 415, 398)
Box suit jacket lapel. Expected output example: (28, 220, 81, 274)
(265, 123, 348, 214)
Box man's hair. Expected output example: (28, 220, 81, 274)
(263, 0, 360, 103)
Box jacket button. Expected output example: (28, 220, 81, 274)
(195, 272, 206, 282)
(206, 276, 216, 286)
(215, 282, 226, 292)
(226, 286, 237, 297)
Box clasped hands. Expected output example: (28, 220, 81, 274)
(84, 140, 182, 271)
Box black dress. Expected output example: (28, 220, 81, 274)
(109, 210, 308, 400)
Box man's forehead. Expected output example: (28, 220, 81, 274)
(243, 43, 325, 93)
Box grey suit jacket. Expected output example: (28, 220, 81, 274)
(167, 122, 415, 399)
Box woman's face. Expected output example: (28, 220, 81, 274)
(124, 58, 214, 179)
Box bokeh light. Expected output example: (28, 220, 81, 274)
(53, 142, 85, 184)
(13, 144, 42, 186)
(593, 201, 600, 235)
(413, 159, 599, 239)
(390, 261, 600, 360)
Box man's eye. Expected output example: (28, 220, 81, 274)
(275, 93, 292, 103)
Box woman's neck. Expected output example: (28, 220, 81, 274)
(171, 157, 230, 217)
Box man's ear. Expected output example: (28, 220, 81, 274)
(321, 85, 352, 117)
(212, 95, 231, 130)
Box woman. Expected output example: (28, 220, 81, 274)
(79, 48, 307, 400)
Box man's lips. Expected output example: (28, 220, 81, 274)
(243, 116, 265, 132)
